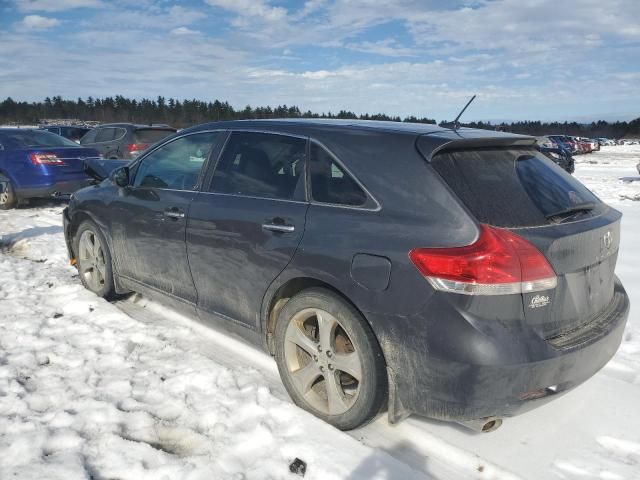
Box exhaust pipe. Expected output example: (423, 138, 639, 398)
(457, 416, 503, 433)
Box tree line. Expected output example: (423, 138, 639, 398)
(0, 96, 638, 138)
(0, 96, 436, 128)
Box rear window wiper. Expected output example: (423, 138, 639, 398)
(545, 202, 597, 222)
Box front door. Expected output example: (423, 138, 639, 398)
(187, 131, 309, 328)
(110, 131, 223, 304)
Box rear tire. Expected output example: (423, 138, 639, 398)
(73, 220, 115, 298)
(274, 288, 387, 430)
(0, 174, 17, 210)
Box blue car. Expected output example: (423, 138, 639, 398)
(0, 129, 101, 210)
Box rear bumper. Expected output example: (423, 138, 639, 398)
(15, 178, 92, 199)
(370, 278, 629, 423)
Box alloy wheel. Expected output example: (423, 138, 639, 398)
(0, 178, 12, 206)
(284, 308, 363, 416)
(78, 229, 107, 292)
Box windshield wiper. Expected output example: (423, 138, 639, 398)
(545, 202, 596, 221)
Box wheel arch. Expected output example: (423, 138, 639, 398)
(67, 210, 99, 257)
(0, 168, 19, 187)
(262, 275, 385, 364)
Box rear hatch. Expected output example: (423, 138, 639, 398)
(134, 128, 176, 146)
(427, 145, 621, 338)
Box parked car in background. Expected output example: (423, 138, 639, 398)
(0, 128, 101, 209)
(80, 123, 176, 160)
(576, 137, 599, 153)
(535, 137, 575, 173)
(63, 119, 629, 433)
(535, 136, 556, 148)
(548, 135, 578, 154)
(39, 125, 91, 143)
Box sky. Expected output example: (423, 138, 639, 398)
(0, 0, 639, 122)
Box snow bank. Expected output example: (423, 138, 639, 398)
(0, 208, 426, 479)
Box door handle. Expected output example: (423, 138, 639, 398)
(262, 223, 295, 233)
(164, 208, 185, 219)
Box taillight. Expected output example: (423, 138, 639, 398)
(30, 153, 65, 165)
(126, 143, 149, 155)
(409, 224, 557, 295)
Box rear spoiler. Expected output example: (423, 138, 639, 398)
(417, 133, 537, 161)
(84, 158, 131, 182)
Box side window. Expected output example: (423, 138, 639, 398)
(309, 142, 367, 206)
(133, 132, 221, 191)
(95, 127, 116, 143)
(80, 129, 97, 144)
(114, 127, 127, 140)
(210, 132, 306, 200)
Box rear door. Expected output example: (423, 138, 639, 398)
(187, 131, 309, 329)
(428, 146, 621, 338)
(109, 131, 223, 303)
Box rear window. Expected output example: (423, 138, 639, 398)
(431, 147, 600, 227)
(134, 128, 175, 144)
(0, 130, 79, 148)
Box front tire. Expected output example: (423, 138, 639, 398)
(73, 220, 115, 298)
(0, 174, 17, 210)
(274, 288, 387, 430)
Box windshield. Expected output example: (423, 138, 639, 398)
(0, 130, 80, 148)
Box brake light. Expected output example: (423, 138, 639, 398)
(409, 224, 557, 295)
(127, 143, 148, 153)
(30, 153, 65, 165)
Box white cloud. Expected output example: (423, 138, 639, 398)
(21, 14, 60, 29)
(204, 0, 287, 22)
(16, 0, 104, 12)
(170, 27, 201, 36)
(346, 39, 418, 57)
(85, 5, 206, 29)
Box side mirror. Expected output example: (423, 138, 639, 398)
(112, 166, 130, 188)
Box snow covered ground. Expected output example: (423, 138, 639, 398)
(0, 145, 639, 480)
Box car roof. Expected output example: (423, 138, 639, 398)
(97, 123, 176, 130)
(0, 128, 47, 133)
(185, 118, 529, 141)
(39, 125, 90, 128)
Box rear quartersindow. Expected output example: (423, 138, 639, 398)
(401, 141, 629, 426)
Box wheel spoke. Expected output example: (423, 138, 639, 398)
(316, 310, 336, 352)
(291, 362, 322, 395)
(331, 351, 362, 381)
(324, 371, 349, 415)
(81, 234, 92, 259)
(285, 322, 318, 356)
(95, 262, 106, 284)
(92, 235, 101, 257)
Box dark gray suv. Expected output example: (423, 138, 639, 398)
(63, 119, 629, 432)
(79, 123, 176, 160)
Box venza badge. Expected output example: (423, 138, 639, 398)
(529, 295, 550, 309)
